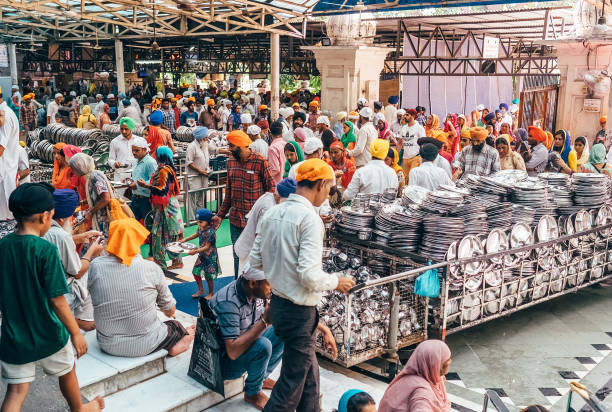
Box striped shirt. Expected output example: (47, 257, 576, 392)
(88, 254, 176, 357)
(209, 279, 264, 340)
(217, 152, 275, 228)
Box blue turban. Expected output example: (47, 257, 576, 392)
(276, 178, 297, 198)
(149, 110, 163, 126)
(53, 189, 80, 219)
(338, 390, 364, 412)
(494, 109, 501, 115)
(387, 95, 399, 105)
(484, 112, 496, 124)
(193, 126, 209, 140)
(122, 99, 131, 106)
(195, 208, 213, 222)
(499, 103, 508, 111)
(512, 98, 520, 104)
(119, 92, 127, 99)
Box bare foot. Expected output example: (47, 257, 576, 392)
(168, 263, 184, 270)
(204, 293, 214, 300)
(244, 392, 269, 410)
(186, 325, 196, 334)
(192, 289, 205, 298)
(262, 378, 276, 390)
(79, 396, 105, 411)
(77, 319, 96, 331)
(168, 333, 195, 356)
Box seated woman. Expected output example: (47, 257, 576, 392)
(574, 136, 590, 170)
(378, 340, 452, 412)
(496, 136, 526, 171)
(547, 129, 577, 174)
(88, 218, 194, 357)
(581, 143, 612, 176)
(335, 390, 376, 412)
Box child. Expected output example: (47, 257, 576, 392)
(336, 390, 376, 412)
(180, 208, 220, 299)
(0, 182, 104, 412)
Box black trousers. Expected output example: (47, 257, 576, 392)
(229, 223, 244, 279)
(263, 295, 320, 412)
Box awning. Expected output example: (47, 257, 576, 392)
(313, 0, 556, 14)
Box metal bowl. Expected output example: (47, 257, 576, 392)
(510, 223, 533, 258)
(458, 235, 485, 275)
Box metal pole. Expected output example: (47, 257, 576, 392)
(8, 43, 18, 86)
(114, 39, 126, 94)
(270, 33, 280, 121)
(386, 283, 400, 373)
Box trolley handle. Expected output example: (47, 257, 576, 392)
(567, 382, 609, 412)
(482, 390, 510, 412)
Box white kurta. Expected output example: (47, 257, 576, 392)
(0, 101, 20, 220)
(108, 134, 137, 183)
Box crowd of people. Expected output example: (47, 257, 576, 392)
(0, 78, 609, 412)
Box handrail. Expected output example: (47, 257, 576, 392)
(482, 390, 511, 412)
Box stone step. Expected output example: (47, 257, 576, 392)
(102, 355, 244, 412)
(76, 331, 168, 400)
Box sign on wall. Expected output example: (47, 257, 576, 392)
(482, 36, 500, 59)
(583, 98, 601, 113)
(0, 45, 8, 68)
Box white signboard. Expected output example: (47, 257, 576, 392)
(0, 45, 8, 68)
(482, 36, 500, 59)
(584, 98, 601, 113)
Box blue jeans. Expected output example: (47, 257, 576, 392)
(222, 326, 284, 396)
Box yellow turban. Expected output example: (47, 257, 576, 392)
(106, 218, 150, 266)
(370, 138, 390, 160)
(469, 126, 488, 140)
(460, 128, 471, 139)
(226, 130, 252, 147)
(601, 115, 607, 123)
(499, 133, 513, 144)
(431, 130, 449, 144)
(296, 158, 334, 182)
(188, 97, 196, 103)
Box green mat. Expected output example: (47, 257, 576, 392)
(139, 206, 232, 258)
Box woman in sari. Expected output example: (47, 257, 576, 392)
(425, 114, 441, 137)
(52, 142, 70, 189)
(512, 128, 529, 155)
(77, 105, 97, 129)
(548, 129, 577, 174)
(283, 141, 304, 178)
(328, 141, 356, 189)
(457, 114, 469, 131)
(574, 136, 590, 169)
(496, 136, 526, 171)
(443, 114, 460, 157)
(376, 114, 393, 141)
(137, 146, 184, 271)
(581, 143, 612, 176)
(379, 340, 452, 412)
(68, 153, 112, 235)
(341, 121, 357, 150)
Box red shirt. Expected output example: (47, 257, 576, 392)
(173, 107, 180, 127)
(217, 152, 275, 228)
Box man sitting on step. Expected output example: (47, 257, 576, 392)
(209, 264, 284, 410)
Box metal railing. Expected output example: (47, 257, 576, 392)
(567, 382, 610, 412)
(482, 390, 511, 412)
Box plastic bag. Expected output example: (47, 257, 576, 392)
(414, 266, 440, 298)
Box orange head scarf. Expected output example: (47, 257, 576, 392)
(106, 218, 150, 266)
(425, 115, 441, 137)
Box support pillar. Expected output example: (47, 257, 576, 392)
(8, 43, 18, 86)
(303, 46, 392, 115)
(270, 33, 280, 121)
(114, 39, 126, 94)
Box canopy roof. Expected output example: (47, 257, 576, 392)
(0, 0, 574, 42)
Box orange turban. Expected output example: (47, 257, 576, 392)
(431, 129, 449, 143)
(528, 126, 547, 144)
(469, 126, 488, 140)
(206, 98, 215, 106)
(106, 218, 150, 266)
(545, 131, 554, 150)
(188, 97, 196, 102)
(601, 115, 607, 123)
(309, 101, 319, 107)
(296, 158, 334, 182)
(258, 105, 268, 111)
(226, 130, 252, 147)
(54, 142, 66, 151)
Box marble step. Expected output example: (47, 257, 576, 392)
(76, 331, 168, 400)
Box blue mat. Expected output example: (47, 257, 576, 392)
(169, 277, 235, 317)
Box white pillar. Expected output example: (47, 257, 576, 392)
(8, 43, 18, 86)
(114, 39, 126, 94)
(270, 33, 280, 121)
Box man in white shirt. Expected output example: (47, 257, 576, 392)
(399, 108, 426, 179)
(409, 144, 454, 191)
(250, 158, 354, 412)
(17, 143, 31, 184)
(384, 95, 399, 124)
(47, 93, 63, 125)
(219, 99, 232, 132)
(349, 107, 377, 168)
(185, 127, 213, 222)
(417, 137, 452, 177)
(247, 125, 268, 159)
(108, 117, 137, 190)
(0, 93, 20, 220)
(390, 109, 405, 137)
(92, 94, 104, 117)
(279, 107, 295, 142)
(343, 139, 399, 201)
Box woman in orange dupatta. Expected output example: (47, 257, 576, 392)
(52, 144, 83, 190)
(425, 114, 441, 137)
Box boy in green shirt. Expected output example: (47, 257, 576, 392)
(0, 182, 104, 412)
